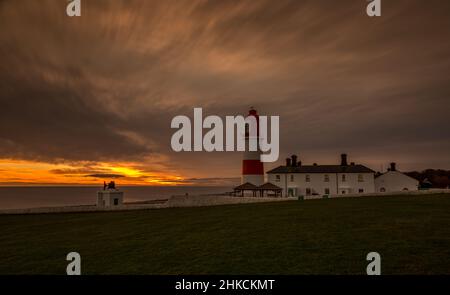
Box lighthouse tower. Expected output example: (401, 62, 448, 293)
(241, 108, 264, 186)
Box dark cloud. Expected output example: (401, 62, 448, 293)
(86, 174, 124, 179)
(0, 0, 450, 180)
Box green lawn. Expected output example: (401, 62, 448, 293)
(1, 194, 450, 274)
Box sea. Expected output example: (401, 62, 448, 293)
(0, 186, 232, 210)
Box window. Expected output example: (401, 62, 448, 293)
(113, 198, 119, 206)
(358, 174, 364, 182)
(290, 174, 294, 182)
(341, 174, 346, 182)
(358, 189, 364, 193)
(306, 188, 311, 195)
(324, 174, 330, 182)
(275, 175, 280, 182)
(325, 188, 330, 195)
(380, 187, 386, 192)
(306, 175, 310, 182)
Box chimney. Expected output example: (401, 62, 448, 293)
(390, 162, 396, 171)
(286, 158, 291, 167)
(297, 160, 302, 167)
(341, 154, 348, 166)
(291, 155, 298, 167)
(350, 162, 355, 166)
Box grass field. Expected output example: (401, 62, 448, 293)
(1, 194, 450, 274)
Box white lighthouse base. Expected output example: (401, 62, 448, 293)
(97, 190, 124, 207)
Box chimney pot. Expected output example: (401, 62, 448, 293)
(286, 158, 291, 167)
(291, 155, 298, 167)
(390, 162, 396, 171)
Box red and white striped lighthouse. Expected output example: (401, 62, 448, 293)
(241, 108, 264, 185)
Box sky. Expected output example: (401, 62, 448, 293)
(0, 0, 449, 186)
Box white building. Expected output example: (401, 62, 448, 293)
(267, 154, 375, 197)
(375, 163, 419, 193)
(97, 190, 124, 207)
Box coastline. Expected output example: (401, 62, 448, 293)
(0, 194, 292, 215)
(1, 189, 449, 215)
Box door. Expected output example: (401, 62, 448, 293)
(287, 188, 297, 197)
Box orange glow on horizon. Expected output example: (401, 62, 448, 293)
(0, 159, 187, 186)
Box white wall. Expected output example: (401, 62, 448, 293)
(268, 172, 375, 197)
(375, 171, 419, 193)
(97, 191, 124, 207)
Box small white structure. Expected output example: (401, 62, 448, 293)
(375, 163, 419, 193)
(97, 183, 124, 207)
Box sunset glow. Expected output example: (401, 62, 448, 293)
(0, 159, 185, 186)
